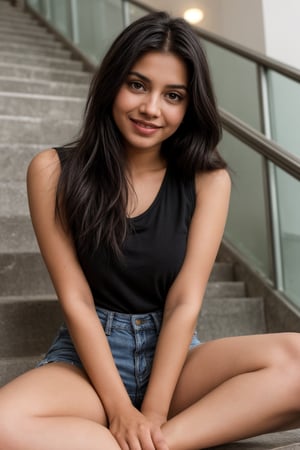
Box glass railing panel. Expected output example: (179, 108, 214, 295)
(275, 167, 300, 306)
(76, 0, 123, 64)
(48, 0, 73, 40)
(220, 131, 272, 278)
(127, 3, 149, 23)
(203, 40, 262, 132)
(268, 71, 300, 160)
(26, 0, 46, 17)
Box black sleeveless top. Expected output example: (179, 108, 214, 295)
(56, 148, 196, 313)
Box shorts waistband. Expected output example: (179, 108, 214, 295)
(95, 306, 163, 336)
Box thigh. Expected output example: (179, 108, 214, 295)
(0, 363, 107, 425)
(169, 332, 300, 417)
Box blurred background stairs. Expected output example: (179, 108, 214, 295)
(0, 0, 91, 385)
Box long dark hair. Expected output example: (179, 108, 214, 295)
(56, 11, 226, 256)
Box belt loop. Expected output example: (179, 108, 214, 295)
(105, 311, 114, 335)
(150, 311, 162, 334)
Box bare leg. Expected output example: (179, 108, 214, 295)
(0, 363, 121, 450)
(162, 333, 300, 450)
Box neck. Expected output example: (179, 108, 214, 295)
(125, 148, 166, 174)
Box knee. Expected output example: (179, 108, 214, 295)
(271, 333, 300, 402)
(274, 333, 300, 366)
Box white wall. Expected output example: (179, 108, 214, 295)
(262, 0, 300, 69)
(143, 0, 266, 53)
(212, 0, 265, 53)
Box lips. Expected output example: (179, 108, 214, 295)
(130, 118, 162, 129)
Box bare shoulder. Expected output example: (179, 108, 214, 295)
(27, 148, 61, 197)
(195, 168, 231, 198)
(27, 148, 61, 189)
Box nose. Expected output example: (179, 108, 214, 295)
(139, 93, 161, 118)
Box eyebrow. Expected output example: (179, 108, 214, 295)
(128, 71, 188, 91)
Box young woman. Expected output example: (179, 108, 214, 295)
(1, 11, 300, 450)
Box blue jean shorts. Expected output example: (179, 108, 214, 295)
(37, 307, 200, 409)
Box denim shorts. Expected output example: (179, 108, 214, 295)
(37, 307, 200, 409)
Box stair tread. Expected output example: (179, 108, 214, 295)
(0, 90, 85, 101)
(0, 112, 79, 122)
(0, 61, 88, 74)
(0, 76, 88, 87)
(0, 77, 88, 97)
(0, 25, 54, 37)
(0, 294, 261, 303)
(0, 44, 70, 58)
(0, 63, 92, 83)
(0, 53, 83, 70)
(0, 33, 63, 47)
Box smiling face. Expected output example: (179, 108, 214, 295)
(112, 51, 189, 156)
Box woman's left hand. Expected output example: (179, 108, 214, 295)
(109, 404, 169, 450)
(141, 409, 169, 450)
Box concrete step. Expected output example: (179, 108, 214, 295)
(0, 295, 62, 358)
(0, 291, 259, 359)
(209, 262, 233, 281)
(0, 51, 83, 70)
(214, 430, 300, 449)
(0, 355, 42, 387)
(0, 62, 91, 83)
(0, 14, 39, 26)
(0, 143, 41, 181)
(0, 76, 88, 97)
(198, 296, 266, 341)
(0, 41, 71, 58)
(0, 251, 54, 296)
(0, 31, 62, 47)
(205, 281, 245, 298)
(0, 216, 38, 253)
(0, 15, 42, 27)
(0, 251, 234, 298)
(0, 26, 56, 41)
(0, 115, 80, 144)
(0, 92, 85, 120)
(0, 23, 54, 39)
(0, 181, 28, 216)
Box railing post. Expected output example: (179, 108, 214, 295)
(257, 65, 284, 291)
(40, 0, 51, 21)
(70, 0, 79, 45)
(122, 0, 130, 27)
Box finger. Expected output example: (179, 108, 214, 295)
(112, 434, 130, 450)
(137, 426, 156, 450)
(126, 434, 142, 450)
(151, 428, 169, 450)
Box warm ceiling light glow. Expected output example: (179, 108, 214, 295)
(183, 8, 204, 24)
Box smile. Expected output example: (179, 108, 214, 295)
(130, 119, 162, 130)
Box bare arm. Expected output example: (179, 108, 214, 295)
(141, 168, 231, 422)
(27, 149, 134, 416)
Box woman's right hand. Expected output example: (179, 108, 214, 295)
(109, 405, 169, 450)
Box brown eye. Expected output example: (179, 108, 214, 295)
(167, 92, 183, 102)
(128, 81, 145, 91)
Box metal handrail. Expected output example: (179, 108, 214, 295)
(196, 28, 300, 84)
(220, 109, 300, 180)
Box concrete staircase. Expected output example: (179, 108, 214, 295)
(0, 0, 90, 385)
(0, 1, 300, 448)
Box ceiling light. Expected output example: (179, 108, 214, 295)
(183, 8, 204, 24)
